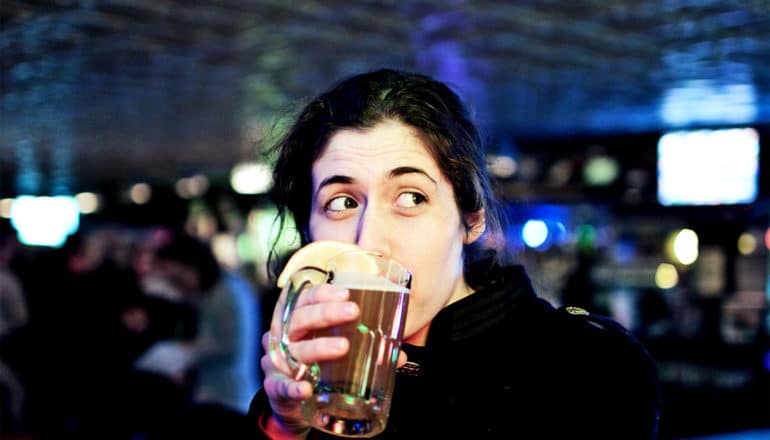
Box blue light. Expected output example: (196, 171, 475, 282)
(522, 219, 548, 249)
(660, 80, 757, 126)
(10, 195, 80, 247)
(764, 350, 770, 373)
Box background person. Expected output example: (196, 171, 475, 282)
(135, 231, 261, 438)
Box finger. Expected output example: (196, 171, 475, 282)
(287, 336, 349, 365)
(268, 284, 347, 344)
(295, 283, 349, 307)
(396, 350, 408, 368)
(287, 301, 359, 340)
(264, 370, 313, 402)
(263, 334, 350, 378)
(262, 331, 271, 353)
(263, 350, 311, 401)
(261, 352, 284, 379)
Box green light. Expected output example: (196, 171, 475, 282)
(577, 224, 597, 254)
(357, 324, 370, 334)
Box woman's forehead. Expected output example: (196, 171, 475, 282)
(314, 120, 439, 172)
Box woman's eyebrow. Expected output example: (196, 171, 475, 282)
(388, 166, 437, 185)
(315, 175, 354, 195)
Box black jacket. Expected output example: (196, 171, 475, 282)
(250, 265, 662, 439)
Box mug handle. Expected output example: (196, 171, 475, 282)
(273, 266, 328, 383)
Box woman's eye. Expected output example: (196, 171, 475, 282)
(394, 192, 426, 209)
(325, 196, 358, 213)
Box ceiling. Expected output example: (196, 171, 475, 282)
(1, 0, 770, 198)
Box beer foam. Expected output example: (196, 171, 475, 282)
(332, 271, 409, 293)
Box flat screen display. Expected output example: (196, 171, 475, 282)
(657, 128, 759, 206)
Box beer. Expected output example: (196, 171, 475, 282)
(302, 271, 410, 437)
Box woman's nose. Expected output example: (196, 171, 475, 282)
(355, 203, 391, 256)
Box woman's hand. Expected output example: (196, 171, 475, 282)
(260, 281, 410, 438)
(260, 283, 359, 437)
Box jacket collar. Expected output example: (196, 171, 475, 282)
(423, 264, 538, 346)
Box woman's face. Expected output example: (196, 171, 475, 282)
(308, 119, 479, 342)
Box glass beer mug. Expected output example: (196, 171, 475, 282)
(272, 244, 411, 437)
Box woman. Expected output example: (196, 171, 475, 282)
(250, 69, 662, 438)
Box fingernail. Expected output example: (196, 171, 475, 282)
(343, 302, 358, 317)
(332, 338, 347, 352)
(333, 288, 349, 300)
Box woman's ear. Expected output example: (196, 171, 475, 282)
(463, 209, 486, 244)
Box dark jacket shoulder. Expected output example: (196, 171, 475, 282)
(546, 305, 663, 439)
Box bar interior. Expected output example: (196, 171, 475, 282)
(0, 1, 768, 439)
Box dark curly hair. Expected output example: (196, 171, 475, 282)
(269, 68, 503, 287)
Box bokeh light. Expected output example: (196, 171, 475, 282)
(522, 219, 548, 249)
(175, 174, 209, 199)
(737, 232, 757, 255)
(487, 154, 518, 179)
(655, 263, 679, 289)
(672, 228, 699, 265)
(10, 196, 80, 247)
(75, 192, 101, 214)
(129, 183, 152, 205)
(0, 198, 13, 218)
(230, 162, 273, 194)
(583, 155, 619, 186)
(765, 227, 770, 250)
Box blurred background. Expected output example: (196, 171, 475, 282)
(0, 1, 769, 439)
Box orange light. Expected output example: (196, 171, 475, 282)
(765, 227, 770, 250)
